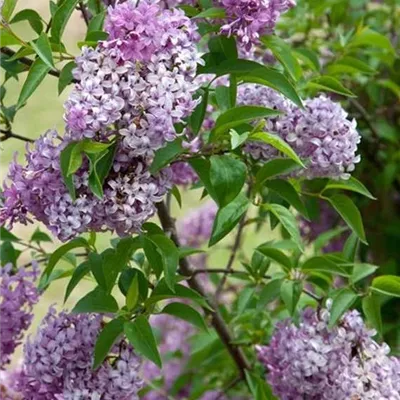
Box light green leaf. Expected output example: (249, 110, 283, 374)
(362, 294, 382, 336)
(31, 32, 54, 68)
(322, 177, 376, 200)
(193, 7, 226, 18)
(58, 61, 76, 94)
(256, 246, 292, 271)
(255, 159, 300, 189)
(350, 263, 378, 284)
(301, 256, 350, 276)
(2, 0, 19, 22)
(10, 9, 43, 34)
(126, 275, 139, 311)
(280, 280, 302, 315)
(371, 275, 400, 298)
(349, 27, 395, 54)
(307, 76, 356, 97)
(329, 288, 358, 327)
(230, 129, 248, 149)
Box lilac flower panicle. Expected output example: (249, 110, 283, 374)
(17, 308, 143, 399)
(170, 162, 199, 186)
(219, 0, 296, 49)
(257, 306, 400, 399)
(0, 262, 39, 368)
(239, 85, 361, 179)
(1, 0, 203, 241)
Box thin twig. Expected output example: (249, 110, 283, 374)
(0, 129, 34, 143)
(78, 1, 91, 26)
(156, 201, 251, 378)
(215, 184, 252, 300)
(192, 268, 246, 276)
(348, 98, 379, 142)
(215, 376, 242, 400)
(0, 47, 79, 83)
(302, 287, 323, 303)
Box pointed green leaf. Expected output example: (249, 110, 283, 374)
(329, 288, 358, 327)
(149, 138, 184, 174)
(58, 61, 76, 94)
(322, 177, 376, 200)
(280, 280, 302, 315)
(64, 261, 91, 303)
(308, 76, 356, 97)
(72, 286, 119, 314)
(31, 32, 54, 69)
(255, 159, 300, 189)
(126, 275, 139, 311)
(371, 275, 400, 298)
(161, 302, 208, 331)
(362, 294, 382, 336)
(51, 0, 80, 43)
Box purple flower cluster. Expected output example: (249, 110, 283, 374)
(239, 85, 361, 179)
(257, 305, 400, 399)
(12, 308, 143, 399)
(0, 262, 39, 368)
(219, 0, 296, 49)
(1, 0, 202, 241)
(299, 200, 348, 253)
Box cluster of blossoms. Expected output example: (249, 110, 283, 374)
(2, 308, 143, 399)
(0, 262, 39, 368)
(299, 200, 348, 252)
(239, 85, 361, 179)
(257, 305, 400, 399)
(1, 0, 202, 241)
(219, 0, 296, 49)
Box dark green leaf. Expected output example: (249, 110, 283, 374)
(280, 280, 302, 316)
(329, 288, 358, 327)
(265, 179, 307, 217)
(58, 61, 75, 94)
(72, 286, 119, 314)
(149, 138, 184, 174)
(64, 261, 90, 303)
(342, 232, 359, 261)
(60, 142, 78, 200)
(307, 76, 356, 97)
(87, 11, 106, 34)
(325, 194, 366, 244)
(362, 294, 382, 336)
(31, 32, 54, 69)
(188, 158, 218, 200)
(209, 193, 249, 246)
(171, 185, 182, 208)
(161, 302, 208, 331)
(10, 9, 43, 34)
(209, 155, 246, 207)
(124, 316, 162, 368)
(0, 241, 19, 267)
(193, 7, 225, 18)
(30, 228, 52, 243)
(213, 106, 280, 137)
(189, 89, 209, 134)
(93, 317, 124, 370)
(89, 252, 107, 290)
(17, 58, 51, 109)
(371, 275, 400, 298)
(51, 0, 80, 43)
(261, 36, 301, 81)
(0, 227, 20, 242)
(126, 274, 139, 311)
(255, 159, 300, 189)
(42, 238, 89, 284)
(322, 177, 376, 200)
(256, 246, 292, 271)
(301, 256, 350, 276)
(257, 279, 283, 309)
(215, 85, 232, 111)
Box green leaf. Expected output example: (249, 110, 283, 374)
(255, 159, 300, 189)
(325, 194, 366, 244)
(264, 179, 308, 217)
(307, 76, 356, 97)
(209, 155, 246, 207)
(64, 261, 90, 303)
(322, 177, 376, 200)
(257, 279, 283, 309)
(301, 256, 350, 276)
(256, 246, 292, 271)
(188, 158, 218, 200)
(193, 7, 226, 18)
(30, 228, 52, 243)
(0, 227, 20, 242)
(371, 275, 400, 298)
(88, 252, 107, 290)
(313, 227, 348, 253)
(42, 238, 89, 283)
(213, 106, 280, 137)
(93, 318, 124, 370)
(126, 275, 139, 311)
(171, 185, 182, 208)
(60, 142, 78, 200)
(124, 316, 162, 368)
(0, 28, 24, 46)
(264, 204, 302, 249)
(87, 11, 106, 34)
(342, 232, 359, 261)
(178, 247, 205, 259)
(209, 193, 249, 246)
(327, 56, 375, 75)
(10, 9, 43, 34)
(293, 48, 320, 71)
(58, 61, 75, 94)
(215, 85, 233, 111)
(147, 234, 179, 291)
(189, 89, 209, 134)
(0, 241, 19, 267)
(280, 280, 302, 316)
(261, 36, 301, 81)
(149, 138, 184, 174)
(17, 58, 51, 109)
(350, 263, 378, 284)
(72, 286, 119, 314)
(329, 288, 358, 327)
(245, 370, 277, 400)
(249, 131, 304, 167)
(362, 294, 382, 336)
(229, 129, 248, 150)
(2, 0, 19, 22)
(208, 35, 237, 60)
(31, 32, 54, 69)
(349, 27, 395, 54)
(161, 302, 208, 331)
(51, 0, 80, 43)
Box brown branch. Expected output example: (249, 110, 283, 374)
(192, 268, 247, 276)
(156, 201, 251, 378)
(0, 47, 79, 83)
(78, 1, 91, 26)
(0, 129, 34, 143)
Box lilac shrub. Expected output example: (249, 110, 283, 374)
(0, 263, 40, 368)
(257, 305, 400, 399)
